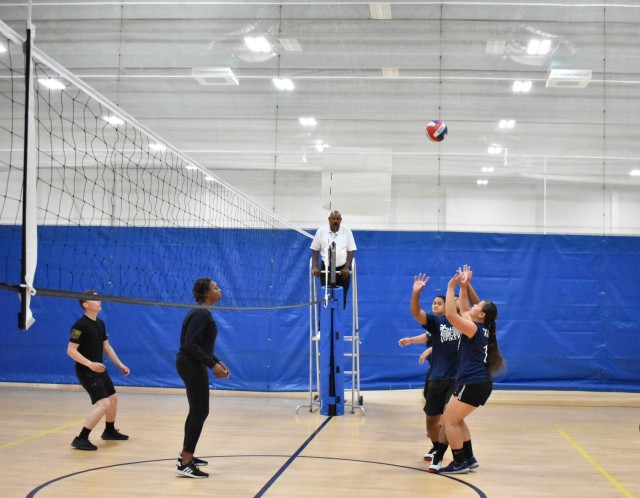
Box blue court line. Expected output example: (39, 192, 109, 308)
(253, 415, 334, 497)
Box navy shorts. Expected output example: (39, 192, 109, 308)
(76, 368, 116, 404)
(452, 381, 492, 408)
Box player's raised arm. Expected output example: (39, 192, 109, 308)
(445, 272, 477, 338)
(410, 274, 429, 325)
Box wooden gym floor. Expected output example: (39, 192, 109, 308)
(0, 384, 638, 498)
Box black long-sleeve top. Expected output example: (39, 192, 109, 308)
(177, 308, 221, 368)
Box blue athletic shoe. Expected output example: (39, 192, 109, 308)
(467, 456, 479, 469)
(439, 460, 470, 474)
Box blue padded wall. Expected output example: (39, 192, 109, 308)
(1, 229, 639, 392)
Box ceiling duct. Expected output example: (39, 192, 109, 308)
(191, 67, 239, 86)
(546, 68, 592, 88)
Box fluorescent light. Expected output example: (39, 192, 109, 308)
(38, 78, 66, 90)
(512, 80, 532, 93)
(273, 78, 294, 91)
(0, 43, 7, 53)
(482, 167, 494, 173)
(499, 119, 515, 129)
(244, 36, 272, 53)
(527, 38, 551, 55)
(149, 143, 166, 152)
(299, 117, 317, 127)
(539, 39, 552, 54)
(102, 115, 124, 126)
(205, 176, 215, 182)
(280, 38, 302, 52)
(382, 68, 400, 78)
(185, 164, 198, 170)
(476, 179, 489, 185)
(630, 169, 640, 176)
(487, 145, 503, 154)
(370, 3, 392, 19)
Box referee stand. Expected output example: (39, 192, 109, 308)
(296, 246, 363, 415)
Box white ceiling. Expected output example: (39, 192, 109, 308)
(1, 1, 640, 231)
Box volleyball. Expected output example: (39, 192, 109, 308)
(426, 120, 448, 142)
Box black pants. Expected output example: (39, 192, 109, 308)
(319, 262, 351, 308)
(176, 356, 210, 453)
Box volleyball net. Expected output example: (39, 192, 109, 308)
(0, 20, 315, 329)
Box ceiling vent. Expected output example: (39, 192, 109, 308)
(546, 68, 592, 88)
(486, 40, 507, 54)
(192, 67, 239, 86)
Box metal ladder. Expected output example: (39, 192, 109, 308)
(296, 258, 363, 414)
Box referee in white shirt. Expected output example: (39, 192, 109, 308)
(310, 210, 357, 308)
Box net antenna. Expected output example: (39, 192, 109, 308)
(0, 20, 315, 327)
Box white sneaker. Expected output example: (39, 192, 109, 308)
(428, 459, 442, 473)
(423, 445, 437, 461)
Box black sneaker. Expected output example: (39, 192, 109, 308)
(71, 436, 97, 451)
(101, 429, 129, 440)
(176, 461, 209, 479)
(177, 454, 208, 467)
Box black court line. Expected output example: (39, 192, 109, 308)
(26, 421, 486, 498)
(253, 414, 333, 497)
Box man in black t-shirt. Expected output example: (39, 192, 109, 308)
(67, 291, 131, 451)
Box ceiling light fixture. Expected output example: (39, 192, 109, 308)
(630, 169, 640, 176)
(280, 38, 302, 51)
(476, 179, 489, 185)
(299, 117, 317, 127)
(382, 68, 400, 78)
(512, 80, 532, 93)
(527, 38, 551, 55)
(482, 166, 494, 173)
(370, 3, 392, 20)
(244, 36, 272, 53)
(38, 78, 66, 90)
(149, 143, 166, 152)
(273, 78, 294, 91)
(499, 119, 515, 129)
(102, 115, 124, 127)
(487, 145, 503, 154)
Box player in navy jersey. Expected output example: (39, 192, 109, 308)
(399, 274, 466, 463)
(438, 267, 505, 475)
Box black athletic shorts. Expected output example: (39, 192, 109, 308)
(424, 379, 456, 416)
(452, 381, 493, 408)
(76, 369, 116, 404)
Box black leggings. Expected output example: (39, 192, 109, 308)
(176, 357, 210, 453)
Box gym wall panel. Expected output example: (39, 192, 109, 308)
(1, 228, 639, 393)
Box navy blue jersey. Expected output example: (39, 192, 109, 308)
(422, 313, 460, 380)
(456, 322, 491, 384)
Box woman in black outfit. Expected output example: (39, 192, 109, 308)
(176, 277, 230, 479)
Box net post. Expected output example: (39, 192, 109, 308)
(19, 23, 37, 330)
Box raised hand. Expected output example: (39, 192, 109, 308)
(413, 273, 429, 293)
